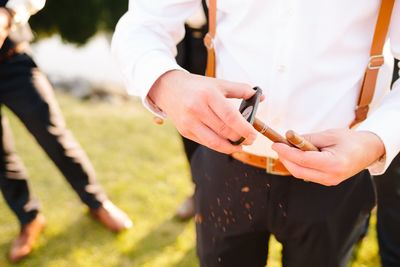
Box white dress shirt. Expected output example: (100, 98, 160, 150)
(6, 0, 45, 24)
(112, 0, 400, 175)
(5, 0, 45, 44)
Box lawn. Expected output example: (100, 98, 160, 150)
(0, 92, 380, 267)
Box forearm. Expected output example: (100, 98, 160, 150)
(111, 0, 200, 115)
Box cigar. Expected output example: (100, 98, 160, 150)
(253, 118, 292, 146)
(286, 130, 319, 152)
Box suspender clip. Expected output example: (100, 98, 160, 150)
(203, 33, 215, 50)
(368, 55, 384, 70)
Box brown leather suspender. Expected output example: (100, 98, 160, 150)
(350, 0, 395, 127)
(204, 0, 217, 77)
(204, 0, 395, 127)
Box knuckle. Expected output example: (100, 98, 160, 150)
(183, 102, 198, 115)
(215, 83, 225, 93)
(179, 127, 190, 138)
(180, 116, 192, 128)
(217, 123, 229, 136)
(223, 109, 238, 125)
(198, 87, 211, 100)
(208, 138, 222, 150)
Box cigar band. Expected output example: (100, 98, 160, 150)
(296, 139, 305, 148)
(260, 124, 269, 134)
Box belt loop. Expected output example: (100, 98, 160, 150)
(266, 158, 275, 174)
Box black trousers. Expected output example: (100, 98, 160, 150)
(191, 146, 376, 267)
(374, 153, 400, 267)
(0, 53, 107, 226)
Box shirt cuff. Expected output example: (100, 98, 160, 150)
(6, 0, 45, 25)
(357, 112, 400, 175)
(128, 50, 187, 118)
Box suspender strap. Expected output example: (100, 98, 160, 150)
(350, 0, 395, 127)
(204, 0, 216, 77)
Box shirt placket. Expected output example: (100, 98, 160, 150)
(269, 0, 297, 127)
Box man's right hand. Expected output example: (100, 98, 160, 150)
(148, 70, 259, 154)
(0, 7, 12, 47)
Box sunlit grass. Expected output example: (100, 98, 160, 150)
(0, 92, 379, 267)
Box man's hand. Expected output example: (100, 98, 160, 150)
(149, 70, 259, 154)
(272, 129, 385, 186)
(0, 7, 12, 47)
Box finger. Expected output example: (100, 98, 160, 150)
(203, 105, 254, 145)
(279, 158, 338, 186)
(241, 135, 255, 145)
(286, 130, 319, 151)
(190, 121, 243, 154)
(199, 106, 242, 142)
(301, 131, 338, 148)
(217, 80, 256, 100)
(208, 95, 257, 144)
(271, 142, 334, 171)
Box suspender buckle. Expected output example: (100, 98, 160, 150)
(355, 105, 370, 120)
(203, 33, 215, 50)
(368, 55, 384, 70)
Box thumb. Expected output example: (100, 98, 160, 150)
(301, 130, 337, 148)
(218, 80, 257, 100)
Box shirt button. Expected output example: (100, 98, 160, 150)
(287, 8, 294, 16)
(277, 65, 287, 73)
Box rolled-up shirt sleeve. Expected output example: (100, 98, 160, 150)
(357, 0, 400, 175)
(111, 0, 200, 117)
(6, 0, 46, 24)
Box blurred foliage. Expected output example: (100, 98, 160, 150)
(30, 0, 128, 45)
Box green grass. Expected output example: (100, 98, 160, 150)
(0, 92, 380, 267)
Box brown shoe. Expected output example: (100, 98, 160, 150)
(8, 213, 46, 263)
(175, 195, 195, 221)
(90, 201, 133, 232)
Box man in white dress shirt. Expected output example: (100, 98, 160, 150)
(112, 1, 400, 266)
(0, 0, 132, 262)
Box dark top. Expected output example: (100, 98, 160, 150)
(0, 0, 15, 56)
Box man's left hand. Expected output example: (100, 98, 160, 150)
(0, 7, 12, 47)
(272, 129, 385, 186)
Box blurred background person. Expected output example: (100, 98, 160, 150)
(373, 58, 400, 266)
(174, 0, 207, 221)
(0, 0, 132, 263)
